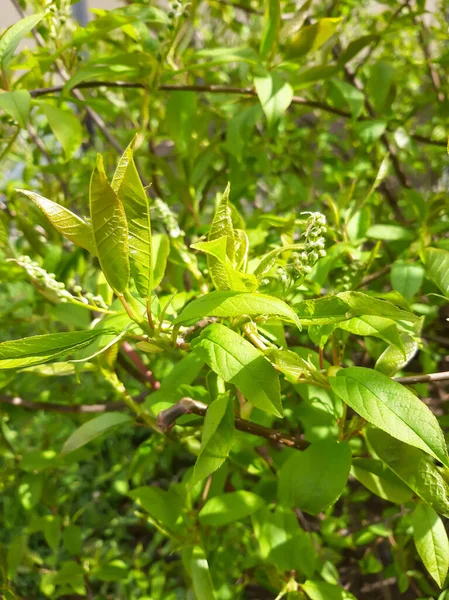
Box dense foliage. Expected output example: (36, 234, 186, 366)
(1, 1, 449, 599)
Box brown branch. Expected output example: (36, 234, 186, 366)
(27, 81, 446, 148)
(120, 341, 160, 389)
(0, 392, 147, 414)
(157, 397, 309, 450)
(413, 13, 444, 103)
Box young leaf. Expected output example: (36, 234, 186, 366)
(278, 440, 351, 515)
(412, 503, 449, 588)
(254, 73, 293, 126)
(351, 458, 413, 504)
(205, 184, 238, 290)
(302, 580, 357, 600)
(423, 247, 449, 297)
(192, 323, 283, 417)
(0, 14, 44, 68)
(61, 412, 133, 455)
(89, 154, 130, 294)
(175, 290, 301, 330)
(0, 329, 113, 370)
(18, 189, 97, 255)
(40, 103, 83, 162)
(286, 18, 342, 60)
(0, 90, 31, 128)
(330, 367, 449, 466)
(191, 238, 258, 292)
(252, 505, 317, 577)
(252, 243, 305, 279)
(189, 546, 216, 600)
(189, 392, 234, 488)
(264, 348, 310, 381)
(366, 428, 449, 517)
(199, 491, 264, 526)
(152, 233, 170, 288)
(259, 0, 280, 58)
(375, 332, 419, 376)
(112, 137, 152, 299)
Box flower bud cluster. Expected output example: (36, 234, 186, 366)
(15, 256, 107, 309)
(158, 0, 189, 45)
(45, 0, 73, 40)
(283, 212, 327, 282)
(336, 261, 364, 291)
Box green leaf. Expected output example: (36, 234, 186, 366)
(366, 428, 449, 518)
(40, 103, 83, 162)
(330, 367, 449, 465)
(89, 154, 130, 294)
(366, 224, 414, 241)
(302, 580, 357, 600)
(252, 505, 317, 577)
(375, 332, 419, 376)
(294, 291, 417, 326)
(192, 323, 282, 417)
(7, 534, 26, 579)
(189, 392, 234, 488)
(391, 261, 425, 300)
(61, 412, 132, 455)
(423, 247, 449, 297)
(259, 0, 280, 58)
(189, 547, 216, 600)
(254, 73, 293, 126)
(286, 18, 342, 59)
(0, 14, 44, 68)
(0, 329, 113, 370)
(366, 61, 394, 113)
(294, 64, 338, 87)
(18, 189, 96, 255)
(338, 34, 379, 66)
(412, 503, 449, 588)
(354, 120, 387, 144)
(331, 80, 364, 119)
(199, 490, 264, 526)
(278, 440, 351, 515)
(175, 291, 301, 330)
(152, 234, 170, 288)
(336, 316, 405, 353)
(112, 137, 152, 299)
(129, 486, 183, 530)
(351, 458, 413, 504)
(0, 90, 30, 128)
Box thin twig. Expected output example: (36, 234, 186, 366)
(0, 393, 147, 413)
(356, 265, 391, 289)
(395, 371, 449, 385)
(157, 397, 309, 450)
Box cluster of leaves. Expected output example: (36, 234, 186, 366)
(1, 1, 449, 599)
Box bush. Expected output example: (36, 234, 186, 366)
(1, 1, 449, 599)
